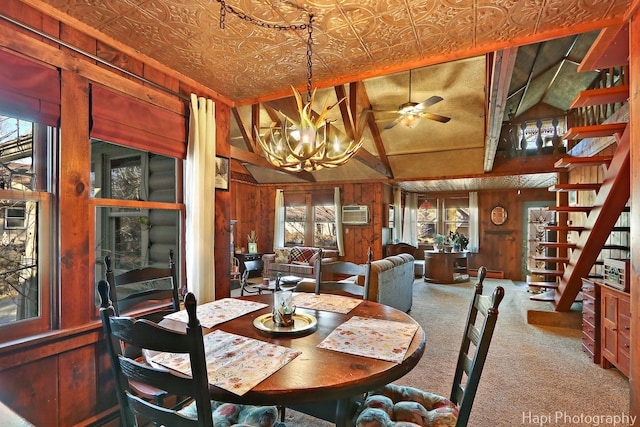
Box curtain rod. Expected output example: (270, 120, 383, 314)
(0, 13, 191, 102)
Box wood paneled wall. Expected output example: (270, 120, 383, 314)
(230, 182, 389, 263)
(0, 2, 231, 425)
(231, 182, 554, 280)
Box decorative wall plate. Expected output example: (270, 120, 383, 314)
(491, 206, 507, 225)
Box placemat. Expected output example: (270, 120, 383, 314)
(164, 298, 267, 328)
(317, 316, 419, 363)
(292, 293, 362, 314)
(151, 330, 300, 395)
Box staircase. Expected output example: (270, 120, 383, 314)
(528, 23, 631, 311)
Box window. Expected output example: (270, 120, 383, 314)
(92, 140, 181, 289)
(518, 117, 566, 150)
(314, 205, 336, 247)
(0, 115, 54, 330)
(283, 191, 336, 248)
(417, 196, 469, 244)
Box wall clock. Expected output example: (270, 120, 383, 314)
(491, 206, 507, 225)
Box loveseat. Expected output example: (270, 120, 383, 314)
(262, 246, 339, 280)
(358, 253, 415, 312)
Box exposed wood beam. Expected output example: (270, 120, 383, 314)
(231, 107, 256, 152)
(355, 81, 393, 178)
(229, 145, 316, 182)
(485, 48, 518, 172)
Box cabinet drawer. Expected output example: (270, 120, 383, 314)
(581, 279, 596, 297)
(618, 315, 631, 338)
(619, 298, 631, 317)
(582, 297, 596, 315)
(582, 319, 597, 338)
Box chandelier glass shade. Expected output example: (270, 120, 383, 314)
(256, 87, 365, 172)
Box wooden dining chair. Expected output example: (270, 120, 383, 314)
(355, 266, 505, 427)
(295, 247, 373, 300)
(104, 249, 180, 322)
(98, 281, 279, 427)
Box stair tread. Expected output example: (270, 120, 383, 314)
(543, 225, 586, 232)
(532, 256, 570, 262)
(602, 244, 630, 250)
(529, 269, 564, 276)
(530, 290, 557, 301)
(554, 155, 613, 168)
(545, 206, 592, 212)
(548, 183, 601, 192)
(528, 282, 559, 289)
(570, 85, 629, 108)
(538, 242, 578, 248)
(562, 123, 627, 140)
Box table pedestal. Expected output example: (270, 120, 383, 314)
(423, 251, 469, 283)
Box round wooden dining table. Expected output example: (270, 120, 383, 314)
(184, 293, 425, 426)
(160, 293, 425, 426)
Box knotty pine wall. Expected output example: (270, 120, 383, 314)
(231, 181, 555, 280)
(230, 181, 392, 264)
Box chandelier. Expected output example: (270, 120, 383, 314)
(218, 2, 364, 172)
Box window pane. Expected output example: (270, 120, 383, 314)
(95, 207, 180, 276)
(91, 140, 176, 202)
(314, 205, 336, 247)
(111, 156, 142, 200)
(0, 199, 39, 325)
(444, 197, 469, 237)
(0, 113, 52, 331)
(284, 205, 305, 246)
(417, 198, 437, 243)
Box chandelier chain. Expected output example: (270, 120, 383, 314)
(218, 0, 314, 101)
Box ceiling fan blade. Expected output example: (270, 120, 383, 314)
(420, 112, 451, 123)
(383, 116, 402, 130)
(416, 96, 443, 109)
(365, 109, 400, 114)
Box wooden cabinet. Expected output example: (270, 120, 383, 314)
(600, 285, 630, 376)
(581, 278, 600, 363)
(423, 251, 469, 284)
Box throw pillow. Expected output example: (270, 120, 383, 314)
(274, 248, 290, 264)
(290, 247, 316, 265)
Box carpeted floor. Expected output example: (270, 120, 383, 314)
(283, 278, 632, 426)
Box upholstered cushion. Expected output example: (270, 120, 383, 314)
(179, 401, 279, 427)
(289, 247, 316, 265)
(274, 248, 290, 264)
(356, 384, 458, 427)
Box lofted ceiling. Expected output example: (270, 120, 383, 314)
(26, 0, 632, 191)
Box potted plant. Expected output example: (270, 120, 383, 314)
(247, 230, 258, 253)
(434, 234, 446, 252)
(450, 231, 469, 252)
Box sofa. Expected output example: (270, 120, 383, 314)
(358, 253, 415, 312)
(386, 242, 424, 277)
(262, 246, 339, 280)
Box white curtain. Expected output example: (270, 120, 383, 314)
(393, 187, 403, 242)
(468, 191, 479, 252)
(334, 187, 344, 256)
(402, 193, 418, 246)
(185, 94, 216, 303)
(273, 189, 285, 250)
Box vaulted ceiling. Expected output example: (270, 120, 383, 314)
(29, 0, 632, 191)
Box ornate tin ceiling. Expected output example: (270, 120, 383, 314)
(27, 0, 632, 190)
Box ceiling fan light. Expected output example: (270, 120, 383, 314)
(400, 113, 422, 128)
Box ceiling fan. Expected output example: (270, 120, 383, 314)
(373, 70, 451, 130)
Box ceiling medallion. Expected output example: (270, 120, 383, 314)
(218, 1, 364, 172)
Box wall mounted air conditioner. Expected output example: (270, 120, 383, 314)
(342, 205, 369, 225)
